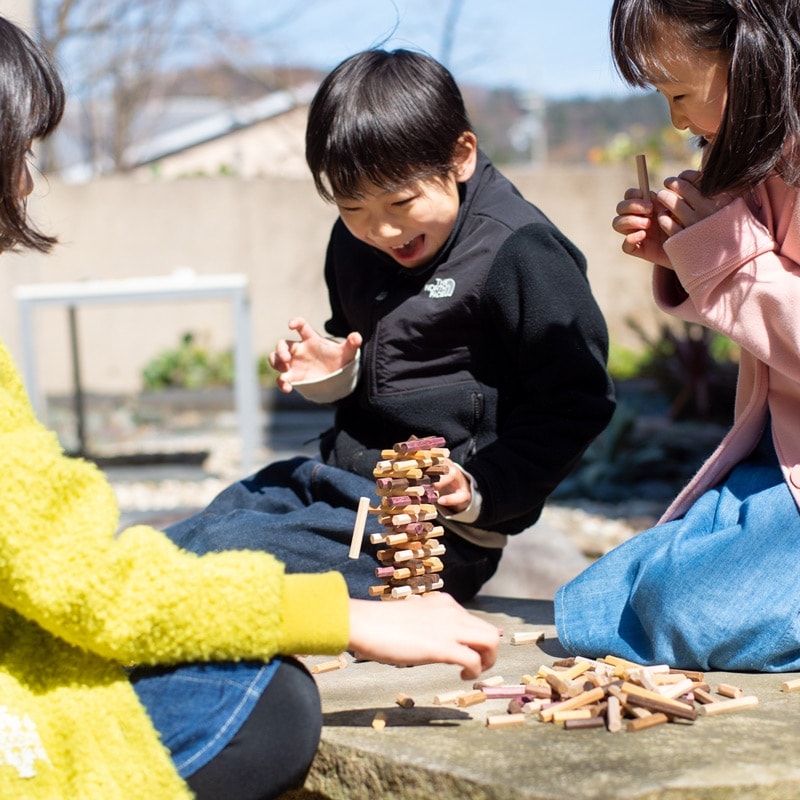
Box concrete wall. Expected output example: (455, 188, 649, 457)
(4, 163, 671, 404)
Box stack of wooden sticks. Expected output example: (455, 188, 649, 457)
(431, 653, 762, 732)
(367, 436, 449, 600)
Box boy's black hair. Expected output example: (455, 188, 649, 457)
(305, 48, 474, 202)
(0, 16, 64, 252)
(610, 0, 800, 195)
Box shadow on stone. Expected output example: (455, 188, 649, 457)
(322, 706, 469, 728)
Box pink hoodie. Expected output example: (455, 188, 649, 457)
(654, 174, 800, 522)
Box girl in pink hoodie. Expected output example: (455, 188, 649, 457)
(557, 0, 800, 671)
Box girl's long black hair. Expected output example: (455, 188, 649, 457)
(611, 0, 800, 196)
(0, 16, 64, 251)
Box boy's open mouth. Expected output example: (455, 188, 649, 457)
(391, 234, 425, 262)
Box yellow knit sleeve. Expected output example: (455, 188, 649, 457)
(0, 342, 350, 665)
(278, 572, 350, 655)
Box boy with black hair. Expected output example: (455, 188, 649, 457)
(170, 48, 616, 601)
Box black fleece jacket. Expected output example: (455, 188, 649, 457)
(320, 151, 615, 535)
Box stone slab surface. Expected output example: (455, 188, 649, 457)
(289, 596, 800, 800)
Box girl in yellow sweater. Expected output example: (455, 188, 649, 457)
(0, 16, 499, 799)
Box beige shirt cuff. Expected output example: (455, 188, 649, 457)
(292, 348, 361, 403)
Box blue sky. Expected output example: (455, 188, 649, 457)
(232, 1, 631, 100)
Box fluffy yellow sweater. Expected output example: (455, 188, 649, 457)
(0, 342, 350, 797)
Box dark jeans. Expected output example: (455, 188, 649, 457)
(165, 456, 500, 602)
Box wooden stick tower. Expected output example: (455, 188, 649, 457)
(367, 436, 449, 600)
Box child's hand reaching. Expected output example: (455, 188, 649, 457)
(347, 593, 500, 680)
(269, 317, 362, 393)
(434, 459, 472, 514)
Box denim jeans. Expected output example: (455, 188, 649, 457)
(556, 429, 800, 672)
(164, 455, 500, 602)
(130, 659, 281, 778)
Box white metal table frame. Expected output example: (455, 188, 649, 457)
(14, 272, 260, 474)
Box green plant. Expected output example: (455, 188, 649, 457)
(141, 332, 280, 390)
(607, 341, 649, 381)
(625, 318, 739, 422)
(142, 332, 233, 390)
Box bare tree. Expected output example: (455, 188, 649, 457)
(35, 0, 312, 175)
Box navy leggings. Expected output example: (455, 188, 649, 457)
(186, 658, 322, 800)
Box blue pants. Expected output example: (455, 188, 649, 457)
(164, 455, 500, 602)
(556, 430, 800, 672)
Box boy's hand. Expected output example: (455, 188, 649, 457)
(434, 459, 472, 514)
(347, 594, 500, 680)
(269, 317, 362, 393)
(612, 186, 671, 266)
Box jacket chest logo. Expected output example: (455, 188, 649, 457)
(423, 277, 456, 299)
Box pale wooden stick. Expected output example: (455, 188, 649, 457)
(636, 153, 650, 197)
(456, 690, 487, 707)
(781, 677, 800, 692)
(606, 694, 623, 733)
(473, 675, 505, 689)
(349, 496, 371, 558)
(510, 630, 545, 646)
(395, 693, 415, 709)
(433, 689, 466, 705)
(698, 696, 759, 716)
(311, 656, 346, 675)
(486, 713, 526, 728)
(371, 711, 387, 731)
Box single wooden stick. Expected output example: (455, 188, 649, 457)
(606, 694, 623, 733)
(473, 675, 505, 689)
(482, 685, 528, 699)
(456, 689, 487, 707)
(636, 153, 650, 197)
(698, 696, 759, 716)
(311, 656, 346, 675)
(395, 693, 415, 709)
(433, 689, 466, 705)
(627, 712, 669, 733)
(371, 711, 387, 731)
(620, 682, 697, 721)
(349, 496, 371, 558)
(564, 716, 606, 731)
(486, 713, 526, 728)
(693, 687, 718, 705)
(510, 630, 545, 646)
(625, 692, 697, 722)
(717, 683, 745, 699)
(553, 708, 593, 724)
